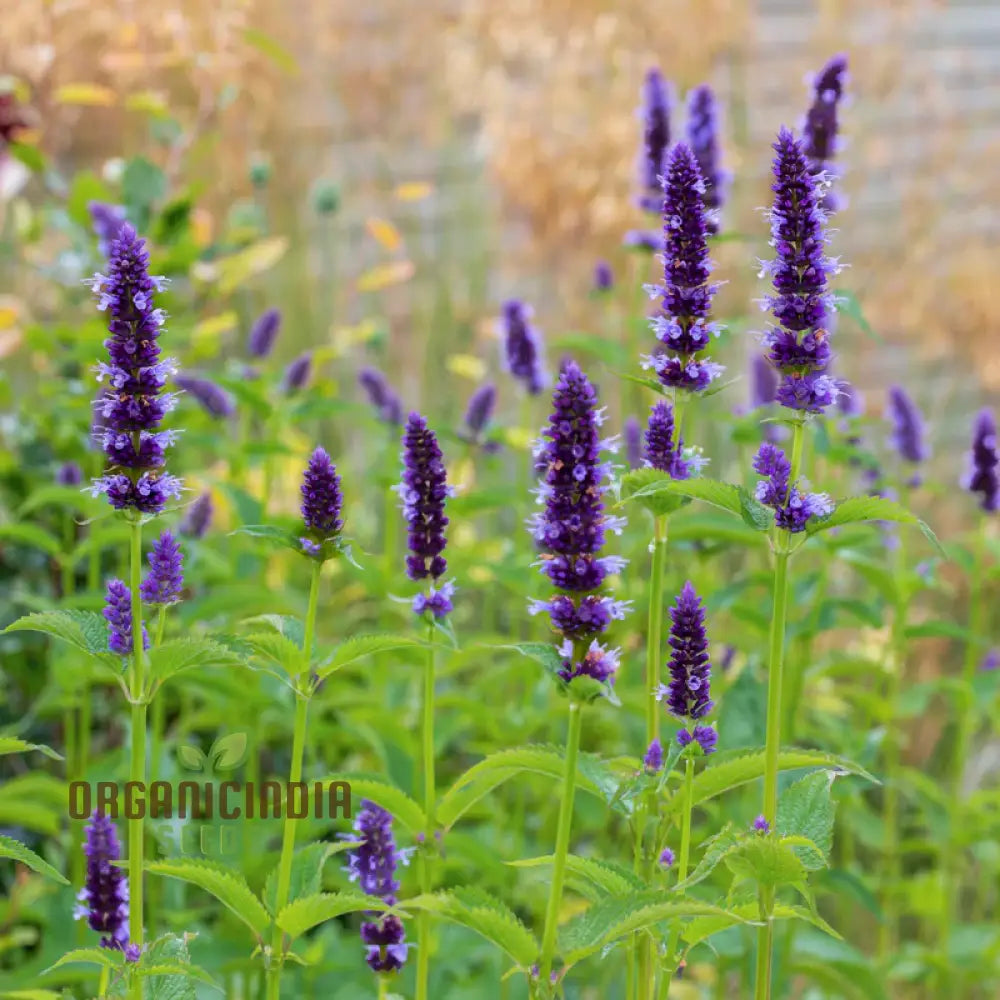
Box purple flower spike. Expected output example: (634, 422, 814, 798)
(175, 374, 236, 419)
(88, 202, 127, 258)
(964, 409, 999, 512)
(802, 54, 849, 210)
(140, 530, 184, 605)
(750, 353, 779, 410)
(686, 84, 727, 225)
(500, 299, 547, 395)
(399, 413, 451, 584)
(759, 128, 842, 414)
(661, 582, 714, 721)
(247, 308, 282, 359)
(637, 69, 672, 214)
(643, 738, 664, 773)
(347, 801, 408, 974)
(644, 401, 691, 479)
(103, 579, 148, 656)
(594, 260, 614, 292)
(87, 224, 181, 514)
(981, 649, 1000, 672)
(624, 417, 642, 469)
(300, 447, 344, 554)
(659, 847, 675, 868)
(677, 723, 718, 756)
(460, 382, 498, 447)
(282, 352, 312, 393)
(179, 491, 213, 538)
(753, 442, 832, 532)
(886, 385, 929, 468)
(56, 462, 83, 486)
(74, 811, 131, 951)
(753, 814, 771, 834)
(358, 367, 404, 425)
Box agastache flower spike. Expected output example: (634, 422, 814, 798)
(299, 447, 344, 558)
(500, 300, 548, 395)
(802, 55, 848, 210)
(759, 128, 842, 414)
(247, 308, 282, 359)
(593, 260, 614, 293)
(103, 579, 148, 656)
(88, 224, 181, 514)
(139, 530, 184, 605)
(346, 801, 408, 973)
(637, 68, 672, 214)
(282, 352, 312, 393)
(963, 408, 999, 513)
(358, 367, 404, 425)
(74, 812, 134, 954)
(643, 738, 664, 773)
(459, 382, 500, 452)
(624, 416, 642, 469)
(644, 401, 690, 479)
(88, 202, 127, 258)
(641, 143, 724, 394)
(179, 491, 213, 538)
(175, 374, 236, 419)
(686, 84, 727, 226)
(530, 362, 629, 685)
(56, 462, 84, 486)
(886, 385, 930, 472)
(753, 442, 832, 532)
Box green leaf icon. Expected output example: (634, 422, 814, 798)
(210, 732, 248, 772)
(177, 745, 205, 772)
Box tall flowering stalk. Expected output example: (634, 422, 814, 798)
(500, 300, 547, 396)
(686, 84, 727, 229)
(625, 68, 671, 250)
(86, 224, 178, 983)
(802, 54, 849, 210)
(398, 412, 453, 1000)
(529, 362, 627, 992)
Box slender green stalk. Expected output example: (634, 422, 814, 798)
(645, 516, 667, 743)
(753, 887, 775, 1000)
(661, 756, 696, 995)
(266, 561, 321, 1000)
(127, 519, 145, 999)
(538, 701, 584, 990)
(377, 974, 390, 1000)
(98, 966, 110, 999)
(416, 619, 437, 1000)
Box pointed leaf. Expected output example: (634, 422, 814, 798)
(508, 855, 643, 900)
(0, 738, 63, 761)
(264, 842, 332, 914)
(620, 469, 691, 518)
(43, 948, 124, 974)
(315, 634, 420, 680)
(317, 776, 425, 834)
(276, 891, 391, 939)
(0, 835, 69, 884)
(149, 638, 242, 685)
(806, 496, 940, 552)
(3, 610, 118, 665)
(776, 771, 836, 859)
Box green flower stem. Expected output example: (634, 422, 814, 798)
(660, 756, 696, 995)
(538, 700, 584, 990)
(266, 559, 321, 1000)
(127, 518, 145, 997)
(646, 516, 667, 743)
(98, 965, 110, 999)
(147, 605, 169, 931)
(753, 886, 776, 1000)
(416, 617, 437, 1000)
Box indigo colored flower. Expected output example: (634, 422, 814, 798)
(659, 847, 675, 868)
(358, 367, 403, 425)
(88, 202, 127, 258)
(175, 374, 236, 419)
(753, 815, 770, 834)
(282, 352, 312, 393)
(103, 579, 148, 656)
(557, 638, 621, 685)
(500, 300, 547, 395)
(886, 385, 929, 468)
(641, 143, 724, 395)
(753, 442, 833, 532)
(459, 382, 498, 450)
(802, 55, 848, 209)
(399, 413, 451, 590)
(719, 645, 736, 673)
(300, 447, 344, 554)
(346, 801, 408, 973)
(659, 581, 714, 721)
(963, 408, 998, 513)
(686, 84, 727, 224)
(412, 580, 455, 620)
(750, 353, 778, 409)
(624, 229, 664, 253)
(644, 401, 691, 479)
(981, 649, 1000, 672)
(677, 723, 718, 755)
(139, 530, 184, 605)
(593, 260, 614, 292)
(56, 461, 83, 486)
(623, 417, 642, 469)
(74, 812, 131, 951)
(179, 491, 213, 539)
(529, 593, 630, 639)
(87, 224, 181, 514)
(247, 308, 282, 358)
(643, 738, 664, 773)
(636, 69, 672, 214)
(759, 128, 842, 414)
(837, 380, 864, 418)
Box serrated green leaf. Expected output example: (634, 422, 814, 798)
(403, 889, 538, 968)
(0, 835, 69, 884)
(726, 838, 807, 888)
(737, 486, 774, 530)
(621, 476, 756, 526)
(276, 891, 391, 939)
(315, 634, 419, 680)
(43, 948, 125, 974)
(674, 823, 741, 891)
(145, 859, 270, 939)
(0, 738, 63, 761)
(317, 777, 425, 834)
(264, 842, 332, 915)
(3, 610, 118, 665)
(240, 632, 305, 676)
(142, 933, 201, 1000)
(620, 469, 691, 518)
(682, 901, 840, 950)
(776, 771, 836, 860)
(494, 642, 564, 678)
(230, 524, 302, 553)
(508, 855, 643, 900)
(805, 496, 940, 552)
(0, 523, 64, 558)
(148, 638, 242, 686)
(241, 614, 304, 645)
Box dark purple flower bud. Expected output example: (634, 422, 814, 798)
(73, 811, 131, 951)
(346, 801, 409, 974)
(56, 462, 83, 486)
(659, 847, 676, 868)
(412, 580, 455, 620)
(759, 128, 842, 414)
(963, 408, 998, 513)
(500, 300, 548, 395)
(247, 308, 282, 359)
(103, 579, 148, 656)
(644, 401, 691, 479)
(659, 581, 714, 720)
(686, 84, 727, 225)
(637, 69, 672, 213)
(358, 367, 404, 425)
(593, 260, 614, 292)
(88, 202, 127, 258)
(139, 530, 184, 606)
(175, 374, 236, 419)
(300, 447, 344, 548)
(643, 738, 664, 773)
(886, 385, 929, 466)
(282, 352, 312, 393)
(398, 413, 450, 581)
(179, 491, 213, 538)
(802, 54, 848, 210)
(461, 382, 497, 441)
(753, 442, 833, 532)
(677, 723, 718, 755)
(753, 814, 770, 834)
(624, 417, 642, 469)
(87, 224, 181, 514)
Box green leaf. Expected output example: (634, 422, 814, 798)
(834, 289, 884, 343)
(209, 732, 248, 771)
(7, 142, 47, 174)
(0, 835, 69, 884)
(620, 469, 690, 518)
(145, 859, 270, 940)
(674, 823, 741, 891)
(315, 634, 420, 680)
(622, 476, 772, 531)
(403, 889, 538, 968)
(264, 842, 332, 914)
(776, 771, 836, 861)
(148, 638, 242, 686)
(230, 524, 302, 554)
(0, 523, 64, 557)
(276, 891, 391, 940)
(683, 901, 840, 950)
(726, 838, 807, 888)
(317, 776, 425, 834)
(243, 28, 299, 74)
(3, 610, 116, 665)
(806, 496, 940, 552)
(495, 643, 564, 679)
(240, 632, 305, 677)
(241, 614, 304, 646)
(141, 933, 205, 1000)
(664, 748, 876, 817)
(43, 948, 124, 974)
(508, 855, 643, 901)
(560, 892, 739, 965)
(0, 737, 63, 761)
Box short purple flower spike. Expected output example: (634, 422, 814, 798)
(686, 84, 727, 225)
(802, 54, 848, 210)
(624, 416, 642, 469)
(886, 385, 929, 471)
(753, 814, 771, 834)
(643, 738, 664, 773)
(140, 530, 184, 606)
(282, 352, 312, 393)
(399, 413, 451, 584)
(175, 374, 236, 419)
(644, 401, 691, 480)
(500, 299, 547, 395)
(460, 382, 499, 451)
(247, 308, 282, 359)
(346, 801, 409, 974)
(87, 224, 181, 514)
(88, 202, 127, 258)
(636, 69, 672, 214)
(659, 847, 676, 868)
(179, 491, 213, 538)
(74, 811, 131, 951)
(660, 581, 714, 722)
(358, 367, 404, 425)
(964, 409, 999, 512)
(103, 579, 148, 656)
(593, 260, 614, 292)
(300, 448, 344, 555)
(56, 462, 84, 486)
(753, 442, 832, 532)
